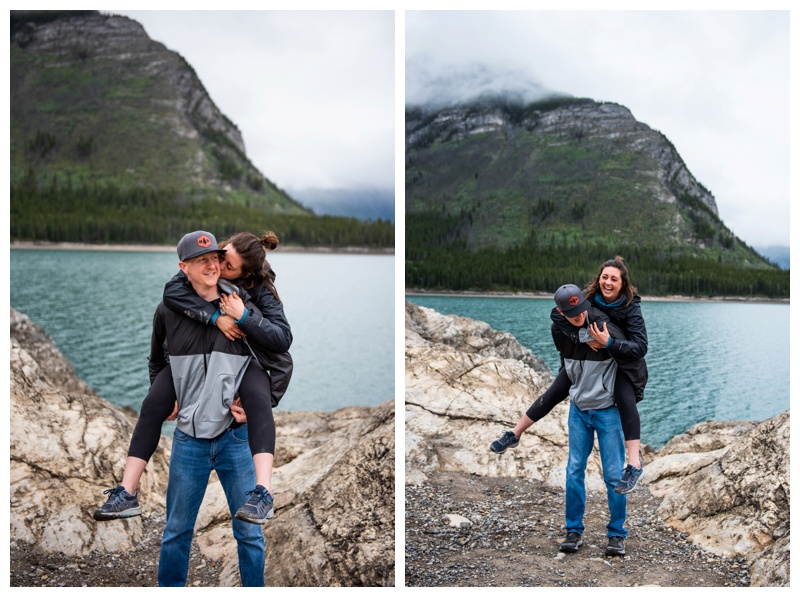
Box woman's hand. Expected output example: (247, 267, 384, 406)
(589, 321, 610, 347)
(220, 291, 246, 321)
(166, 401, 178, 421)
(230, 397, 247, 423)
(216, 315, 244, 341)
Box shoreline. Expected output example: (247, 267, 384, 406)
(406, 288, 789, 305)
(10, 240, 394, 255)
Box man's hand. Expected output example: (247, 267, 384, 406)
(216, 315, 245, 341)
(166, 401, 178, 421)
(230, 397, 247, 423)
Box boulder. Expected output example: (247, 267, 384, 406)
(405, 301, 609, 491)
(9, 308, 171, 555)
(647, 412, 789, 586)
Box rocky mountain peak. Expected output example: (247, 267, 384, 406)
(407, 97, 718, 217)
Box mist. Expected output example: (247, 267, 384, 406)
(406, 58, 561, 109)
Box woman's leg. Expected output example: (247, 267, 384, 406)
(124, 364, 178, 494)
(614, 373, 641, 468)
(518, 367, 573, 435)
(491, 368, 573, 453)
(236, 360, 276, 492)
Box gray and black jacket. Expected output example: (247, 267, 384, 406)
(148, 287, 254, 439)
(551, 298, 648, 402)
(163, 272, 293, 407)
(551, 307, 624, 411)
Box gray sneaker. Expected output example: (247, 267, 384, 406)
(490, 430, 520, 454)
(559, 532, 583, 553)
(606, 536, 626, 556)
(93, 485, 141, 521)
(614, 464, 644, 494)
(234, 485, 274, 524)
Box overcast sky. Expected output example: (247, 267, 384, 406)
(114, 10, 395, 196)
(406, 10, 790, 249)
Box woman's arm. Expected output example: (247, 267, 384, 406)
(163, 271, 244, 340)
(148, 304, 169, 385)
(239, 286, 293, 353)
(163, 271, 219, 325)
(609, 304, 648, 360)
(222, 285, 292, 354)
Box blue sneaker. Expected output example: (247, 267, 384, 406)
(234, 485, 274, 524)
(490, 430, 520, 454)
(614, 464, 644, 494)
(93, 485, 142, 521)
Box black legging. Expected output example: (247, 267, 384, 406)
(526, 367, 641, 441)
(127, 360, 276, 460)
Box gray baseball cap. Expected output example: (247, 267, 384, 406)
(177, 230, 226, 262)
(554, 284, 589, 317)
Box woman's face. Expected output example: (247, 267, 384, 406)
(219, 245, 245, 280)
(599, 266, 623, 302)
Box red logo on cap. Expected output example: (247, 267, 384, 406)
(197, 235, 211, 248)
(569, 295, 580, 306)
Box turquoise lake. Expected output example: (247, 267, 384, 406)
(406, 294, 789, 447)
(10, 249, 394, 415)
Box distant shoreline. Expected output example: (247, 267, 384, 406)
(406, 288, 789, 305)
(10, 241, 394, 255)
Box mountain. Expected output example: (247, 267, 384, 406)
(289, 187, 395, 222)
(10, 10, 393, 248)
(406, 96, 787, 297)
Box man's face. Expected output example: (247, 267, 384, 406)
(179, 252, 221, 290)
(558, 308, 588, 327)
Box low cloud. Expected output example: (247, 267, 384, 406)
(406, 58, 561, 109)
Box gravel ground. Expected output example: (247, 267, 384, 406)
(10, 512, 225, 587)
(405, 471, 751, 588)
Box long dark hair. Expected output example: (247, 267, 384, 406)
(220, 231, 282, 303)
(585, 255, 638, 307)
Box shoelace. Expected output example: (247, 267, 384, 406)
(245, 488, 271, 503)
(102, 487, 125, 505)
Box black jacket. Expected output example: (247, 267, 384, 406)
(163, 272, 294, 407)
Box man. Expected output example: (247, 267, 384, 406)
(152, 231, 265, 587)
(550, 284, 627, 557)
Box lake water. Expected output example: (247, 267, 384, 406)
(406, 294, 789, 447)
(10, 249, 394, 416)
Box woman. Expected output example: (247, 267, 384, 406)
(93, 231, 292, 524)
(490, 256, 647, 494)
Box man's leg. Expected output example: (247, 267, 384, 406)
(565, 403, 594, 536)
(158, 429, 211, 587)
(214, 424, 265, 587)
(594, 406, 628, 539)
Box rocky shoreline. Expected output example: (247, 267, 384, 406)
(404, 301, 789, 587)
(10, 307, 395, 587)
(405, 471, 751, 587)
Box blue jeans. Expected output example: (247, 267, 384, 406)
(158, 425, 265, 587)
(565, 403, 627, 538)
